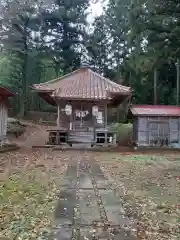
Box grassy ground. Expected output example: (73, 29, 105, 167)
(95, 152, 180, 240)
(0, 150, 70, 239)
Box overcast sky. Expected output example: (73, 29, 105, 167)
(87, 1, 104, 23)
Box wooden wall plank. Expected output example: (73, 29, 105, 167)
(169, 117, 179, 143)
(0, 102, 8, 140)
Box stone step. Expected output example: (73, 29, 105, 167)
(68, 131, 94, 143)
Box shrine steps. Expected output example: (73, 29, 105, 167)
(68, 130, 94, 144)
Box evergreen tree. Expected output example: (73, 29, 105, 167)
(43, 0, 90, 75)
(86, 16, 111, 74)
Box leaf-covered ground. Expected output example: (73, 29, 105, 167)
(0, 148, 180, 240)
(95, 153, 180, 240)
(0, 149, 72, 239)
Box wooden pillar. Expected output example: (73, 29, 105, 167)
(80, 101, 83, 128)
(93, 110, 96, 143)
(113, 133, 117, 145)
(56, 104, 60, 145)
(70, 109, 73, 131)
(104, 103, 108, 144)
(71, 104, 74, 130)
(57, 104, 60, 128)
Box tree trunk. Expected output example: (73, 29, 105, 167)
(154, 68, 158, 105)
(18, 24, 28, 117)
(55, 63, 59, 78)
(21, 52, 28, 117)
(176, 58, 180, 105)
(129, 71, 132, 87)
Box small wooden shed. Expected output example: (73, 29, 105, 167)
(129, 105, 180, 148)
(0, 86, 15, 141)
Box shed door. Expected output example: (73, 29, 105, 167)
(148, 121, 169, 146)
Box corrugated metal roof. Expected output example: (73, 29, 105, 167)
(130, 105, 180, 116)
(32, 67, 131, 100)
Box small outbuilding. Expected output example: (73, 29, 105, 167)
(129, 105, 180, 148)
(0, 85, 15, 142)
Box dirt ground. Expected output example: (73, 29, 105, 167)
(0, 123, 180, 239)
(8, 121, 49, 148)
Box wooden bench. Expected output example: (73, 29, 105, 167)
(46, 129, 68, 145)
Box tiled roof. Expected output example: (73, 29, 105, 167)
(130, 105, 180, 116)
(32, 67, 131, 100)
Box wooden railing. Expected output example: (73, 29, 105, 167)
(47, 128, 117, 146)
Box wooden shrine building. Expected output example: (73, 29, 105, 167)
(31, 67, 131, 147)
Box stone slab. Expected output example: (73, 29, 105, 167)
(54, 189, 76, 225)
(79, 161, 91, 173)
(53, 226, 72, 240)
(79, 226, 108, 240)
(94, 175, 110, 189)
(99, 189, 129, 226)
(79, 227, 136, 240)
(78, 189, 101, 225)
(79, 227, 95, 240)
(91, 163, 104, 176)
(60, 177, 76, 189)
(79, 172, 93, 189)
(113, 230, 136, 240)
(65, 164, 77, 179)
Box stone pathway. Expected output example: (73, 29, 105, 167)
(52, 156, 136, 240)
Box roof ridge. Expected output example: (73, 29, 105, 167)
(32, 68, 83, 87)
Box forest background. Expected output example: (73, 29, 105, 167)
(0, 0, 179, 118)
